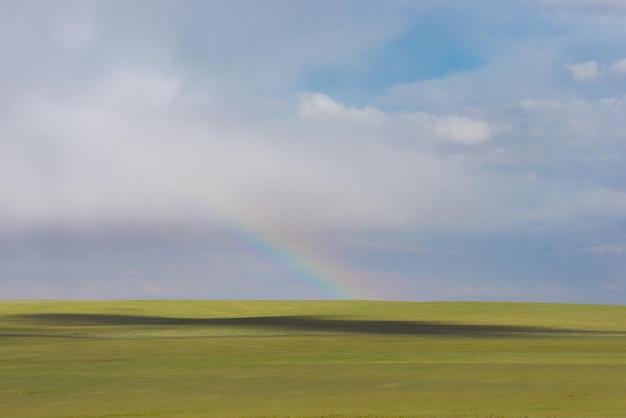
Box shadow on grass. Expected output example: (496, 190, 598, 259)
(7, 313, 605, 337)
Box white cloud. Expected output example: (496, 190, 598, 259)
(565, 61, 600, 83)
(408, 112, 491, 145)
(2, 69, 625, 240)
(566, 58, 626, 83)
(297, 92, 384, 123)
(0, 69, 549, 237)
(297, 93, 491, 144)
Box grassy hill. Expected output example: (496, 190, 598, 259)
(1, 300, 626, 417)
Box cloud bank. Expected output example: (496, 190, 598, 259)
(1, 1, 625, 302)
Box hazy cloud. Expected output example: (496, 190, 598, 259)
(583, 245, 626, 255)
(565, 61, 600, 83)
(566, 58, 626, 83)
(537, 0, 626, 12)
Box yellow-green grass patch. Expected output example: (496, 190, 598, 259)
(1, 300, 625, 417)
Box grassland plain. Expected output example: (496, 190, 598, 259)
(1, 300, 626, 417)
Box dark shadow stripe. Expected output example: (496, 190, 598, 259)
(12, 313, 621, 337)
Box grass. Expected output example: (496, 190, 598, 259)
(1, 300, 626, 417)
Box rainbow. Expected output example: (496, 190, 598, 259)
(207, 215, 371, 300)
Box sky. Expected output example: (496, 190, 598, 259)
(1, 0, 626, 303)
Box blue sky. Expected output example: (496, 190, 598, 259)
(1, 0, 626, 303)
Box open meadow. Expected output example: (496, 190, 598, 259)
(1, 300, 626, 417)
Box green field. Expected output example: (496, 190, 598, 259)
(1, 300, 626, 417)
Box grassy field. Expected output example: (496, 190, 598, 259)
(1, 300, 626, 417)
